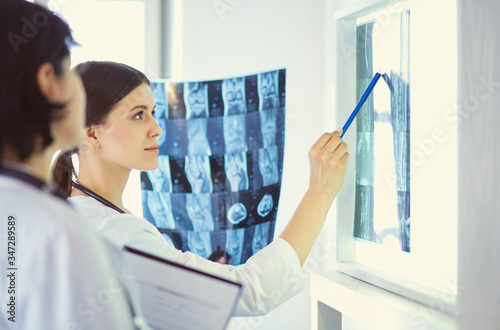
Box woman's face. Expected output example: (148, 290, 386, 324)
(50, 56, 86, 150)
(95, 83, 162, 171)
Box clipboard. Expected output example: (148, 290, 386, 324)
(123, 246, 242, 330)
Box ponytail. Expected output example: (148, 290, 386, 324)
(52, 148, 77, 198)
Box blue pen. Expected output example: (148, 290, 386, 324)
(340, 72, 382, 138)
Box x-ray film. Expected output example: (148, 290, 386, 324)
(353, 11, 411, 252)
(141, 69, 286, 265)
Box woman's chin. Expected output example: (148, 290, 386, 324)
(139, 160, 159, 171)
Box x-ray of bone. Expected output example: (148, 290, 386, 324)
(258, 71, 279, 111)
(146, 155, 172, 193)
(222, 77, 247, 116)
(353, 11, 410, 252)
(186, 193, 214, 232)
(224, 152, 250, 192)
(252, 221, 271, 254)
(185, 155, 213, 193)
(184, 82, 209, 119)
(141, 69, 286, 265)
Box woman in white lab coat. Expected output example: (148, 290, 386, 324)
(0, 2, 138, 329)
(53, 61, 349, 316)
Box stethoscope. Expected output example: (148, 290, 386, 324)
(0, 164, 67, 201)
(72, 181, 126, 214)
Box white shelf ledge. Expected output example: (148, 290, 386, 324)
(310, 271, 459, 330)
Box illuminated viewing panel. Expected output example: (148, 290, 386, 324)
(353, 10, 411, 252)
(335, 0, 457, 304)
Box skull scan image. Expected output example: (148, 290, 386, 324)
(186, 193, 214, 231)
(227, 202, 248, 225)
(224, 152, 249, 192)
(222, 77, 247, 116)
(258, 71, 279, 111)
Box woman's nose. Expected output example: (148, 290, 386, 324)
(150, 117, 164, 138)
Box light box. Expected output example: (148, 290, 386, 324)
(335, 0, 458, 314)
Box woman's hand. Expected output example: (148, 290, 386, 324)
(307, 129, 349, 204)
(279, 129, 349, 266)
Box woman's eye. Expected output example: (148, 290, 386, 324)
(133, 111, 144, 120)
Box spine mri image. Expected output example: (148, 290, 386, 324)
(141, 69, 286, 265)
(353, 10, 411, 253)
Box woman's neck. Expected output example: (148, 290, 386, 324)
(72, 158, 130, 212)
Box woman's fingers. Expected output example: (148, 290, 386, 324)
(310, 129, 347, 159)
(308, 130, 349, 193)
(310, 129, 342, 151)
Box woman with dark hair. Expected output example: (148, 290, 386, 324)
(53, 60, 349, 316)
(0, 1, 136, 329)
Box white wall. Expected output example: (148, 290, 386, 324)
(165, 0, 337, 329)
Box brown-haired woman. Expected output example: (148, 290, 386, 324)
(53, 60, 349, 316)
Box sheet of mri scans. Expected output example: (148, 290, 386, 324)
(141, 69, 286, 265)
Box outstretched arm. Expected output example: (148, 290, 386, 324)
(279, 129, 349, 266)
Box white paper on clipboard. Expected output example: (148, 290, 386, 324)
(123, 246, 242, 330)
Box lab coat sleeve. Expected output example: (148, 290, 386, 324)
(96, 214, 304, 316)
(176, 238, 304, 316)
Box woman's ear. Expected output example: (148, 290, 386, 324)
(37, 62, 60, 102)
(84, 125, 100, 151)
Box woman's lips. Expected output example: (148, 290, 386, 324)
(145, 145, 160, 153)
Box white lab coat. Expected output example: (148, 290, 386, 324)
(0, 175, 136, 330)
(69, 196, 304, 316)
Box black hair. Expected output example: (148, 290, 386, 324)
(0, 0, 78, 161)
(52, 61, 150, 197)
